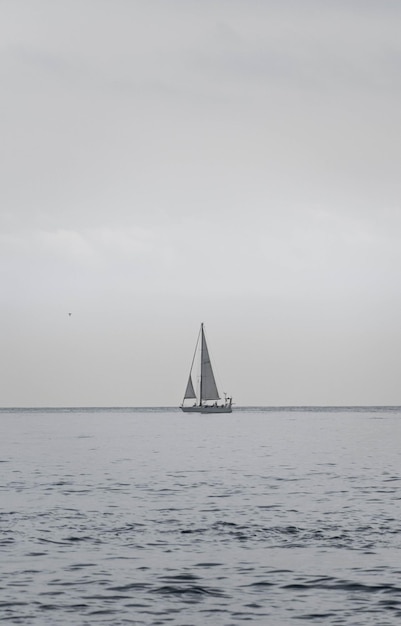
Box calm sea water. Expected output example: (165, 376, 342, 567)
(1, 407, 401, 625)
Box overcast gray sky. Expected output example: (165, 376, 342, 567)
(1, 0, 401, 407)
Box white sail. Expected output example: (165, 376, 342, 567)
(184, 375, 196, 400)
(200, 328, 220, 401)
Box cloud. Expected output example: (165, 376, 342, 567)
(1, 0, 401, 405)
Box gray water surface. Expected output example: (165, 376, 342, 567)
(1, 407, 401, 625)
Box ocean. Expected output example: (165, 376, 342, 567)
(1, 406, 401, 625)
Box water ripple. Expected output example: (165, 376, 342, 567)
(2, 407, 401, 624)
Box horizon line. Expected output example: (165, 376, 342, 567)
(1, 405, 401, 411)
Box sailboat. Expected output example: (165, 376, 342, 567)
(180, 323, 233, 414)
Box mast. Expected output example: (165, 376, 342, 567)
(199, 322, 204, 405)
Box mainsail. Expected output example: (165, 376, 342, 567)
(200, 327, 220, 401)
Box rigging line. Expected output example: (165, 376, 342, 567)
(185, 325, 202, 388)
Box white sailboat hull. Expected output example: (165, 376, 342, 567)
(180, 404, 232, 414)
(180, 405, 203, 413)
(201, 405, 232, 414)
